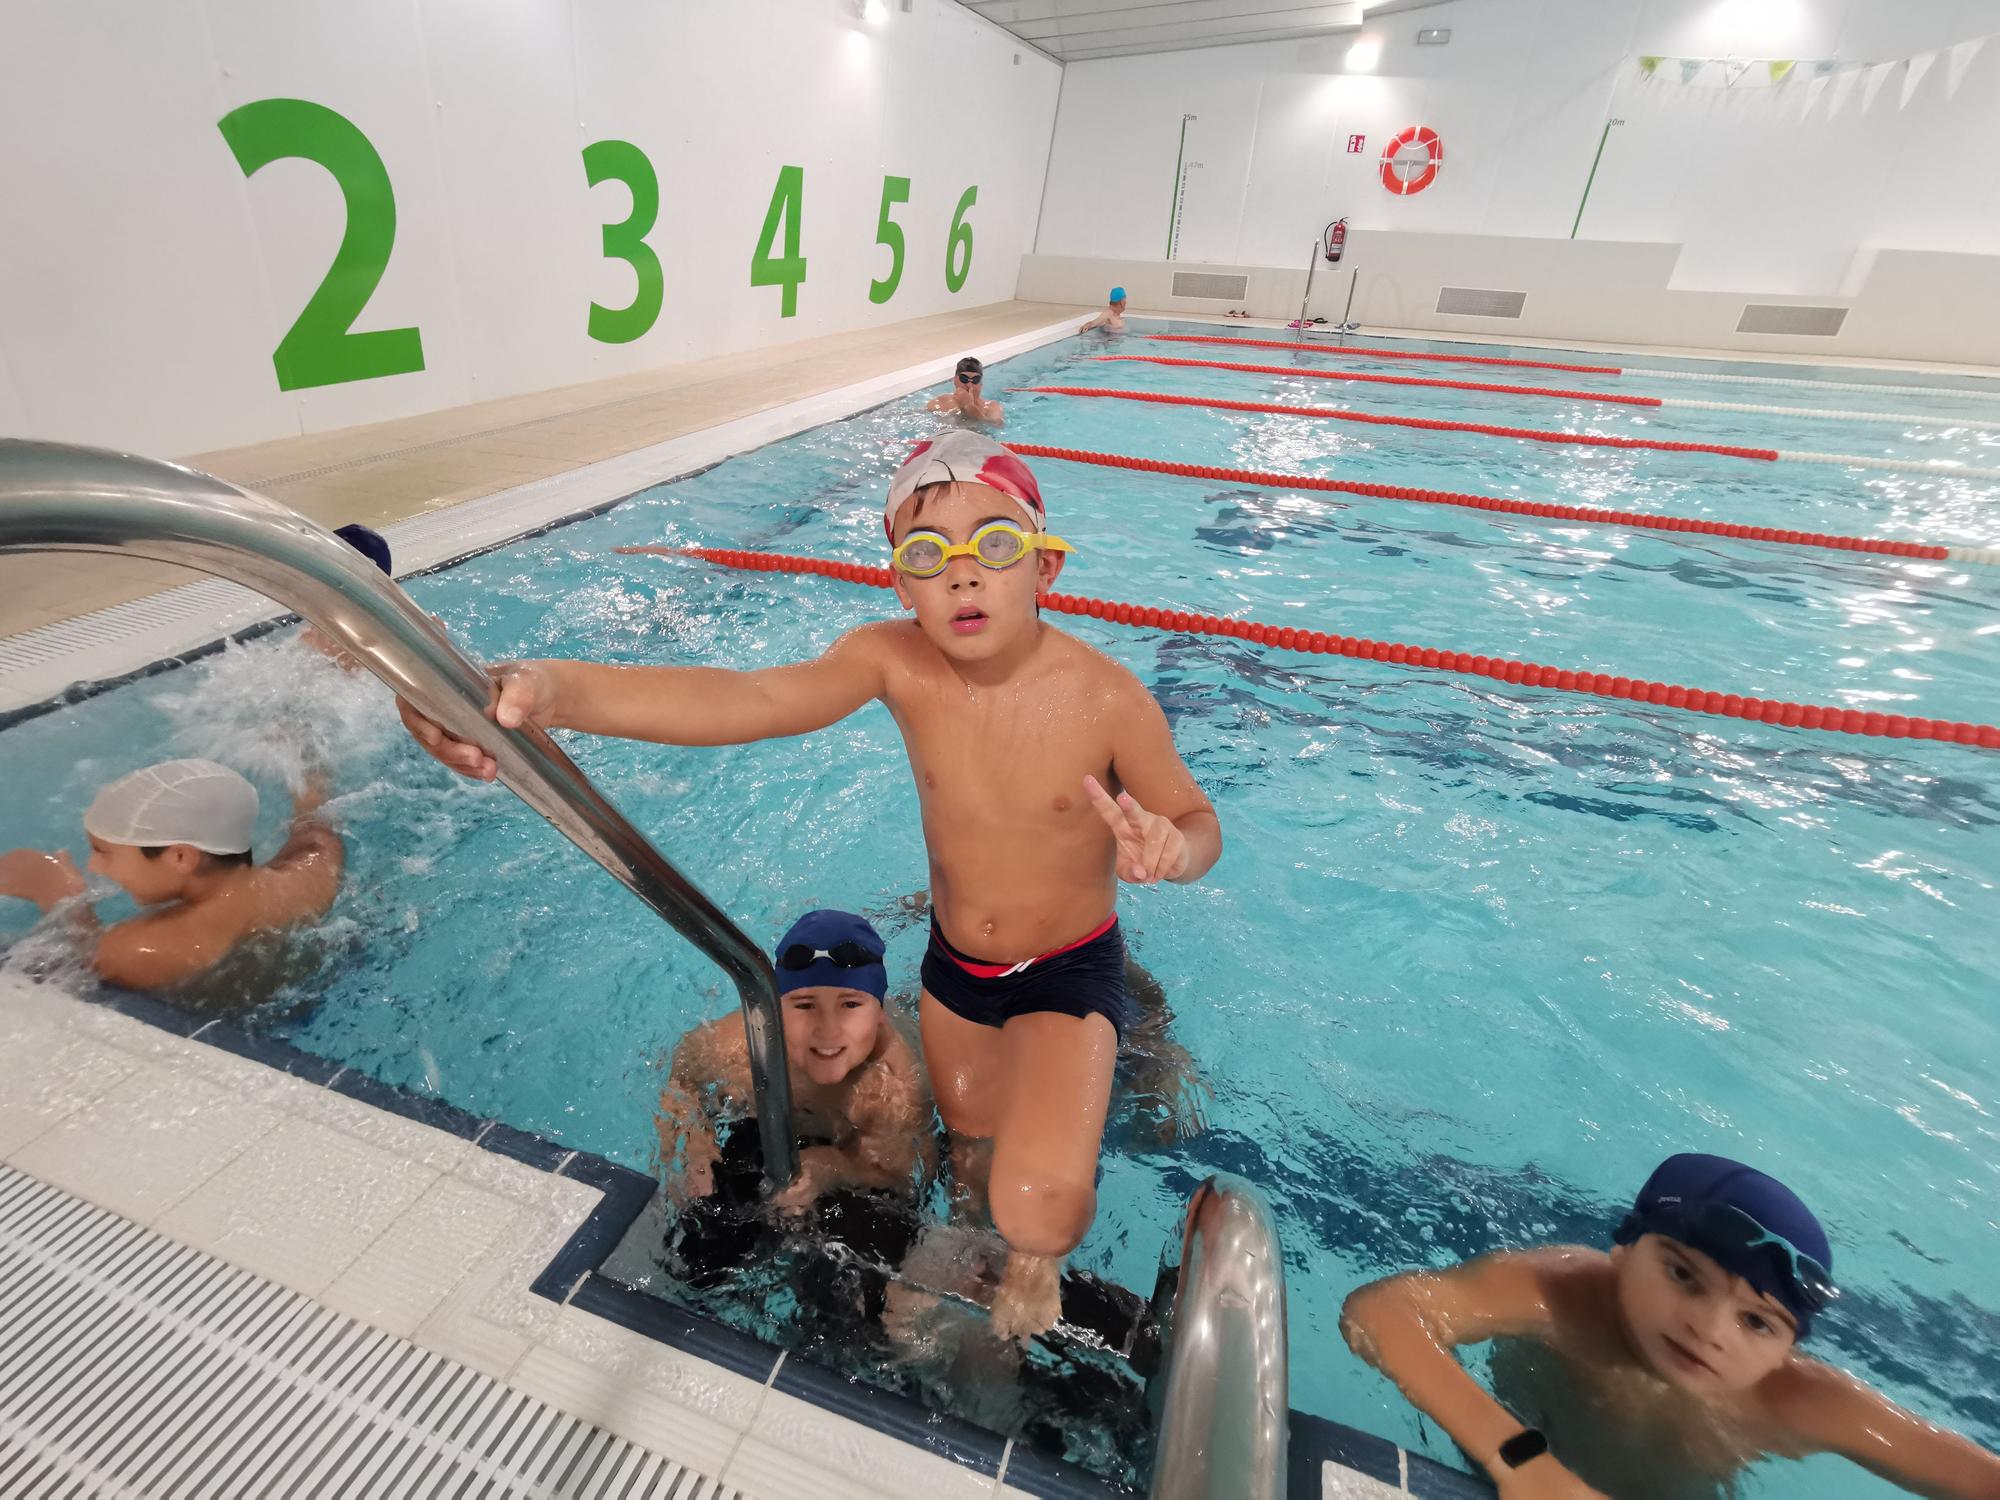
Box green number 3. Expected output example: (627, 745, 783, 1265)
(217, 99, 425, 392)
(582, 139, 664, 344)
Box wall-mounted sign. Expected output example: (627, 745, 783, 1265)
(1346, 133, 1366, 153)
(1380, 125, 1444, 195)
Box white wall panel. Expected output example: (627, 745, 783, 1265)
(0, 0, 1061, 457)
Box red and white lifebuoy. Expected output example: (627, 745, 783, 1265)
(1380, 125, 1444, 195)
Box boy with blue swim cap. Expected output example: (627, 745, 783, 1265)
(655, 909, 929, 1215)
(1342, 1153, 2000, 1498)
(1080, 286, 1127, 334)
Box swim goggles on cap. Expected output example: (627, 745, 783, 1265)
(1641, 1201, 1839, 1313)
(778, 940, 882, 972)
(891, 520, 1073, 579)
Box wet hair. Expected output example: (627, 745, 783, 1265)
(140, 845, 254, 871)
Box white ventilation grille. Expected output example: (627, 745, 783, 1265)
(1171, 271, 1250, 301)
(1436, 287, 1528, 318)
(0, 1165, 737, 1499)
(1735, 303, 1848, 336)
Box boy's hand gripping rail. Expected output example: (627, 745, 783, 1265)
(1148, 1173, 1289, 1499)
(0, 439, 799, 1193)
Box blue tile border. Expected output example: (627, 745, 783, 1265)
(772, 1353, 1009, 1476)
(44, 972, 1457, 1500)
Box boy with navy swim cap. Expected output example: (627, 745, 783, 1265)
(1342, 1154, 2000, 1499)
(1080, 286, 1127, 334)
(303, 523, 395, 670)
(405, 430, 1222, 1341)
(656, 910, 929, 1215)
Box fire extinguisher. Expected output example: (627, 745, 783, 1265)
(1324, 217, 1348, 263)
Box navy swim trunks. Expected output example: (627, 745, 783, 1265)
(921, 914, 1133, 1040)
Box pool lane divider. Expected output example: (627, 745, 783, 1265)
(996, 440, 1999, 567)
(662, 546, 2000, 752)
(1150, 334, 2000, 404)
(1012, 386, 2000, 483)
(1103, 355, 1980, 431)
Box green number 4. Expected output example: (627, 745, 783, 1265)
(217, 98, 425, 392)
(751, 165, 808, 318)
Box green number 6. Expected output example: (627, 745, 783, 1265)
(869, 175, 910, 305)
(945, 185, 977, 293)
(582, 139, 664, 344)
(217, 99, 425, 392)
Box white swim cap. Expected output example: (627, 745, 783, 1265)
(84, 759, 259, 856)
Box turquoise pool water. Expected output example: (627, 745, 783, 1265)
(4, 323, 1997, 1495)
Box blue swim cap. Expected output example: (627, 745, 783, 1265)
(773, 909, 887, 1002)
(1613, 1153, 1835, 1337)
(1109, 286, 1127, 304)
(334, 524, 393, 576)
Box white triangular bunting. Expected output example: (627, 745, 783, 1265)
(1824, 66, 1860, 117)
(1900, 49, 1938, 107)
(1798, 71, 1831, 122)
(1945, 35, 1987, 99)
(1859, 60, 1895, 111)
(1722, 60, 1750, 87)
(1680, 58, 1704, 84)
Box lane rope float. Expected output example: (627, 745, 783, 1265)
(1012, 385, 2000, 483)
(1103, 355, 1984, 430)
(661, 546, 2000, 752)
(996, 440, 2000, 568)
(1153, 333, 2000, 403)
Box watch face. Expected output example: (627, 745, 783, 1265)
(1500, 1429, 1549, 1468)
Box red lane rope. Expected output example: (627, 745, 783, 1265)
(1151, 333, 1623, 375)
(667, 546, 2000, 751)
(1015, 385, 1780, 463)
(998, 441, 1948, 563)
(1102, 354, 1665, 408)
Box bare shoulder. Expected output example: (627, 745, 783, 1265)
(1044, 625, 1148, 695)
(675, 1012, 749, 1076)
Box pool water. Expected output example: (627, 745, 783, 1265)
(4, 323, 1998, 1496)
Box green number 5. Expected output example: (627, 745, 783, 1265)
(869, 175, 910, 305)
(582, 139, 664, 344)
(217, 98, 425, 392)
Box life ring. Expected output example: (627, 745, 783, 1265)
(1380, 125, 1443, 195)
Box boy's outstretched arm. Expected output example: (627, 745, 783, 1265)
(1772, 1360, 2000, 1499)
(1341, 1252, 1608, 1498)
(399, 622, 892, 781)
(1090, 685, 1221, 885)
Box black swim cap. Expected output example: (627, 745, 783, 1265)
(334, 523, 393, 576)
(955, 356, 983, 383)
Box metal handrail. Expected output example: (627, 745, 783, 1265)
(1148, 1172, 1290, 1499)
(0, 438, 798, 1191)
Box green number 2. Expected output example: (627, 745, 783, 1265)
(869, 175, 910, 305)
(945, 185, 977, 293)
(217, 99, 425, 392)
(751, 165, 808, 318)
(582, 140, 664, 344)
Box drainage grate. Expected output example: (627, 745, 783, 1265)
(1170, 271, 1249, 301)
(1435, 286, 1528, 318)
(0, 1164, 739, 1499)
(1735, 303, 1848, 336)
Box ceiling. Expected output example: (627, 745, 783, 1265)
(960, 0, 1455, 63)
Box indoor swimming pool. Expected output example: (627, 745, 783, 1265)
(3, 323, 1996, 1497)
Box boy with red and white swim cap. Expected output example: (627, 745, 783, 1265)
(400, 429, 1222, 1341)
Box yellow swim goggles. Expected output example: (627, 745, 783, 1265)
(890, 520, 1074, 579)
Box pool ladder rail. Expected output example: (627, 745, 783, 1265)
(0, 438, 801, 1193)
(1148, 1172, 1290, 1499)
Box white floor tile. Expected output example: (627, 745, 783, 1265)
(283, 1080, 475, 1173)
(1319, 1458, 1410, 1497)
(320, 1172, 523, 1336)
(733, 1389, 999, 1500)
(509, 1343, 757, 1480)
(10, 1062, 281, 1222)
(0, 1023, 145, 1157)
(155, 1114, 437, 1294)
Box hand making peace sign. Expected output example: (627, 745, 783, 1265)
(1084, 774, 1190, 885)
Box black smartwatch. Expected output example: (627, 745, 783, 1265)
(1498, 1428, 1549, 1469)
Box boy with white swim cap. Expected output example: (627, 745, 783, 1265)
(405, 430, 1221, 1342)
(0, 758, 342, 993)
(1079, 286, 1127, 334)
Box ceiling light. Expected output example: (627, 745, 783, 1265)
(1345, 38, 1381, 72)
(862, 0, 888, 21)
